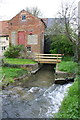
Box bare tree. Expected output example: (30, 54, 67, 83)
(57, 1, 79, 62)
(25, 6, 43, 18)
(78, 1, 80, 63)
(45, 18, 66, 35)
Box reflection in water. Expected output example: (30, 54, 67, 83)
(2, 64, 72, 118)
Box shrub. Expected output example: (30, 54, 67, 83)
(50, 35, 74, 56)
(4, 45, 25, 58)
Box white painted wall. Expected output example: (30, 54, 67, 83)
(0, 36, 9, 56)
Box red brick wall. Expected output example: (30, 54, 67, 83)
(8, 10, 45, 54)
(0, 21, 9, 36)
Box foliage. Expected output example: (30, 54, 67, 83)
(54, 80, 79, 118)
(4, 58, 36, 64)
(46, 2, 80, 62)
(44, 35, 52, 53)
(50, 35, 74, 56)
(55, 58, 79, 118)
(58, 1, 79, 62)
(58, 61, 78, 73)
(62, 56, 73, 61)
(4, 45, 25, 58)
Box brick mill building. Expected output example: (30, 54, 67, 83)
(0, 9, 46, 56)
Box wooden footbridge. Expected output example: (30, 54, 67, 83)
(34, 54, 63, 64)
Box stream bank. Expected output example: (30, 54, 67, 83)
(1, 64, 73, 118)
(1, 63, 41, 89)
(2, 83, 72, 118)
(55, 64, 75, 84)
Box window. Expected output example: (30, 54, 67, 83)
(10, 23, 12, 25)
(2, 46, 6, 50)
(26, 47, 31, 52)
(6, 36, 8, 40)
(22, 15, 26, 21)
(28, 35, 38, 45)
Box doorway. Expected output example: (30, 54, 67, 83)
(18, 31, 25, 45)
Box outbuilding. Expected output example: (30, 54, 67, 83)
(0, 21, 9, 55)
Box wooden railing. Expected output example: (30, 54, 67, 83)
(34, 54, 64, 64)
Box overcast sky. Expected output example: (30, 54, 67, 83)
(0, 0, 80, 20)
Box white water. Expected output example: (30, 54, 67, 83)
(1, 64, 73, 118)
(42, 83, 72, 117)
(2, 83, 72, 118)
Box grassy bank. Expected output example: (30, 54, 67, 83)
(1, 67, 28, 88)
(54, 79, 79, 118)
(54, 60, 79, 118)
(1, 58, 37, 88)
(58, 61, 78, 73)
(4, 58, 37, 65)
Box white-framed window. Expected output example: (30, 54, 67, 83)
(26, 46, 31, 52)
(28, 35, 38, 45)
(2, 46, 6, 50)
(6, 36, 8, 40)
(22, 15, 26, 21)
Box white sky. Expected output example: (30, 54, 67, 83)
(0, 0, 80, 20)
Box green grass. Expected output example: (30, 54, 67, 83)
(58, 61, 78, 73)
(4, 58, 37, 65)
(0, 67, 2, 80)
(62, 56, 73, 61)
(2, 67, 27, 78)
(1, 67, 28, 87)
(54, 79, 79, 118)
(54, 60, 79, 118)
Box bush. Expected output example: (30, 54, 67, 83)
(4, 45, 25, 58)
(50, 35, 74, 56)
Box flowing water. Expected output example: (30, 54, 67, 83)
(1, 64, 72, 118)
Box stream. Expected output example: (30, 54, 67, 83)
(1, 64, 72, 118)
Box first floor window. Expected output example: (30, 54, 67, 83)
(28, 35, 38, 45)
(6, 36, 8, 40)
(2, 46, 6, 50)
(26, 47, 31, 52)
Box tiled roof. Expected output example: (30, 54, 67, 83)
(0, 21, 9, 36)
(46, 18, 65, 28)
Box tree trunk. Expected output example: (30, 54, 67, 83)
(65, 20, 78, 62)
(78, 33, 80, 62)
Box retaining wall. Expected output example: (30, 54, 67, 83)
(4, 63, 40, 73)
